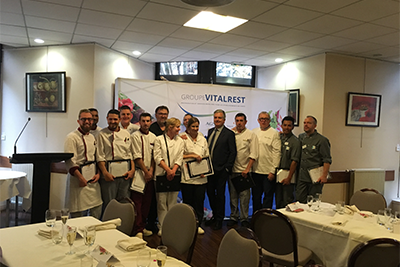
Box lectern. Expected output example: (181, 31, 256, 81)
(10, 153, 73, 223)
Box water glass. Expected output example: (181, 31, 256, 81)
(385, 214, 395, 232)
(377, 210, 385, 225)
(80, 254, 93, 267)
(336, 201, 345, 215)
(156, 245, 168, 267)
(307, 195, 314, 211)
(137, 250, 151, 267)
(315, 193, 322, 209)
(51, 221, 63, 244)
(45, 209, 56, 227)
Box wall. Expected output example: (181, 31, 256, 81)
(257, 54, 326, 136)
(1, 43, 154, 209)
(323, 54, 400, 204)
(257, 53, 400, 204)
(1, 43, 154, 155)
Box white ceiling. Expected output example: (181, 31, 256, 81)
(0, 0, 399, 67)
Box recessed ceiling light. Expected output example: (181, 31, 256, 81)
(34, 38, 44, 44)
(184, 11, 247, 33)
(275, 58, 283, 63)
(132, 51, 141, 56)
(181, 0, 235, 7)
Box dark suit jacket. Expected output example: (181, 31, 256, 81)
(208, 126, 237, 173)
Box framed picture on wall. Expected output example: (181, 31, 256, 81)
(288, 89, 300, 126)
(26, 72, 66, 112)
(346, 92, 381, 127)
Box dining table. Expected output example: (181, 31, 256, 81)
(0, 170, 31, 226)
(0, 216, 190, 267)
(279, 203, 400, 267)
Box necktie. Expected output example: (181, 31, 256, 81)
(209, 128, 218, 159)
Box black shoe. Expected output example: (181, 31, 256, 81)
(227, 219, 238, 227)
(205, 217, 216, 226)
(213, 220, 222, 230)
(241, 220, 250, 228)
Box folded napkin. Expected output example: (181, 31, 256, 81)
(94, 218, 122, 231)
(286, 202, 307, 212)
(344, 205, 360, 215)
(332, 214, 348, 226)
(117, 237, 147, 252)
(37, 228, 56, 239)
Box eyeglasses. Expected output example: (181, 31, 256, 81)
(80, 118, 94, 122)
(258, 118, 270, 121)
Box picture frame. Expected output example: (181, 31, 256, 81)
(26, 72, 66, 112)
(346, 92, 381, 127)
(288, 89, 300, 126)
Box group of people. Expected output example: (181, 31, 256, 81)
(64, 105, 332, 238)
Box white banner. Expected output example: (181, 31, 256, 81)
(115, 78, 288, 135)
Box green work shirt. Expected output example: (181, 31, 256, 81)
(298, 130, 332, 182)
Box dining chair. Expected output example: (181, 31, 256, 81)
(349, 188, 387, 214)
(217, 227, 261, 267)
(161, 203, 198, 265)
(347, 238, 400, 267)
(102, 198, 136, 236)
(251, 208, 313, 267)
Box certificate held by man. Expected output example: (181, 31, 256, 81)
(186, 156, 214, 179)
(107, 159, 131, 179)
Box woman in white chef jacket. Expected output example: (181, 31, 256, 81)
(153, 117, 184, 236)
(181, 117, 209, 235)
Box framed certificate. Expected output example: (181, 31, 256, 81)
(80, 161, 96, 182)
(107, 159, 131, 178)
(186, 156, 214, 179)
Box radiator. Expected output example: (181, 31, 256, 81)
(349, 168, 385, 196)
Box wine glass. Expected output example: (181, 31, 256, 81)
(156, 245, 168, 267)
(84, 226, 96, 254)
(66, 225, 77, 255)
(384, 208, 392, 220)
(137, 250, 151, 267)
(61, 208, 70, 239)
(45, 209, 56, 227)
(61, 208, 70, 225)
(306, 195, 314, 211)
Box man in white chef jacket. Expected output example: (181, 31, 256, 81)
(64, 109, 102, 219)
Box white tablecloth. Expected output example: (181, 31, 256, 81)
(0, 170, 31, 210)
(0, 217, 189, 267)
(279, 205, 400, 267)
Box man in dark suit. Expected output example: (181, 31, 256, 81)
(205, 109, 237, 230)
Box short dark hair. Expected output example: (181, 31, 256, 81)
(282, 116, 295, 125)
(120, 105, 131, 112)
(78, 109, 91, 119)
(235, 112, 247, 121)
(184, 113, 193, 119)
(107, 109, 120, 117)
(155, 105, 169, 114)
(88, 108, 98, 113)
(139, 112, 151, 119)
(187, 117, 200, 128)
(306, 115, 317, 124)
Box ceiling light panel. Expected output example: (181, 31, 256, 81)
(184, 11, 248, 33)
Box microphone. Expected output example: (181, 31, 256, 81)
(14, 117, 31, 154)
